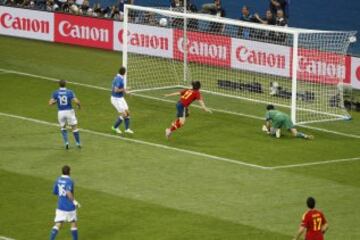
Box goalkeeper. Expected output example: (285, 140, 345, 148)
(262, 105, 313, 139)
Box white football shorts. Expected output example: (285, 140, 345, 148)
(54, 209, 77, 223)
(58, 109, 78, 127)
(111, 96, 129, 113)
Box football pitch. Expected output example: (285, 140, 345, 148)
(0, 35, 360, 239)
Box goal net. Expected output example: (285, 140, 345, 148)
(123, 5, 356, 125)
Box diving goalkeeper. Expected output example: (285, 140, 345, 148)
(262, 105, 314, 139)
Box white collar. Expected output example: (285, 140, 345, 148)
(61, 175, 70, 178)
(59, 87, 67, 90)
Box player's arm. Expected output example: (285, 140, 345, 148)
(113, 86, 125, 93)
(66, 191, 81, 208)
(164, 92, 180, 97)
(321, 222, 328, 234)
(292, 226, 305, 240)
(198, 100, 212, 113)
(49, 98, 56, 106)
(72, 97, 81, 109)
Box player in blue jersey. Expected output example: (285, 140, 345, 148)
(111, 67, 134, 134)
(49, 80, 81, 149)
(50, 165, 80, 240)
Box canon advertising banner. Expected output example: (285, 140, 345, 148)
(0, 6, 359, 89)
(54, 13, 113, 49)
(113, 22, 174, 59)
(0, 6, 54, 41)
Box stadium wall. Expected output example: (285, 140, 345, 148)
(1, 6, 360, 89)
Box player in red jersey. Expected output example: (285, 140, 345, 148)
(293, 197, 328, 240)
(164, 81, 212, 138)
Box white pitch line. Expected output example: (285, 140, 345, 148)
(0, 236, 16, 240)
(0, 68, 359, 138)
(269, 157, 360, 170)
(1, 112, 360, 170)
(0, 112, 268, 170)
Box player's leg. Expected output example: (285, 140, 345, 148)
(166, 103, 186, 138)
(122, 99, 134, 134)
(70, 222, 78, 240)
(68, 110, 80, 147)
(58, 112, 69, 149)
(290, 128, 313, 139)
(50, 209, 65, 240)
(49, 222, 62, 240)
(271, 120, 283, 138)
(111, 97, 124, 134)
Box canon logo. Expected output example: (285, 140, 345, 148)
(59, 20, 109, 42)
(0, 13, 49, 33)
(119, 29, 169, 50)
(177, 37, 227, 60)
(298, 56, 345, 79)
(236, 45, 286, 69)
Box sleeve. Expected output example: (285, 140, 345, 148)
(52, 91, 57, 100)
(180, 89, 187, 95)
(301, 212, 309, 228)
(265, 112, 271, 121)
(53, 181, 58, 195)
(65, 180, 73, 193)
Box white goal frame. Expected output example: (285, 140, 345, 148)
(123, 4, 355, 125)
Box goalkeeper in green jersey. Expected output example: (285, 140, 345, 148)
(262, 105, 314, 139)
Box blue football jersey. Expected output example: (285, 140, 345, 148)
(53, 175, 76, 211)
(111, 74, 125, 98)
(52, 88, 75, 111)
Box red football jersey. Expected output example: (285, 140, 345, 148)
(179, 89, 202, 107)
(301, 209, 327, 240)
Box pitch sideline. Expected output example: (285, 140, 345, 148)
(3, 68, 360, 140)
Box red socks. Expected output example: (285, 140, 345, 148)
(170, 119, 182, 132)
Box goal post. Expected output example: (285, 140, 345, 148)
(122, 4, 356, 125)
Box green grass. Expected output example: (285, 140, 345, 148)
(0, 35, 360, 239)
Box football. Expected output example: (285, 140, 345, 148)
(159, 18, 168, 27)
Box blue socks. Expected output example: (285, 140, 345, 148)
(61, 128, 69, 145)
(73, 130, 80, 145)
(50, 226, 59, 240)
(49, 226, 78, 240)
(114, 116, 123, 128)
(124, 117, 130, 130)
(71, 228, 78, 240)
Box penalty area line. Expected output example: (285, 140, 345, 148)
(269, 157, 360, 170)
(0, 112, 268, 170)
(1, 68, 359, 139)
(0, 236, 16, 240)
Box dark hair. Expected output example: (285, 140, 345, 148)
(59, 79, 66, 88)
(62, 165, 71, 175)
(307, 197, 316, 209)
(192, 81, 201, 90)
(266, 104, 275, 110)
(119, 67, 126, 75)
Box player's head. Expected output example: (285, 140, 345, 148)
(306, 197, 316, 209)
(59, 79, 66, 88)
(119, 67, 126, 75)
(192, 81, 201, 90)
(266, 104, 275, 110)
(62, 165, 71, 176)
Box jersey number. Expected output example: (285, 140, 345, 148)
(58, 184, 67, 197)
(313, 217, 322, 231)
(58, 96, 68, 106)
(181, 90, 193, 100)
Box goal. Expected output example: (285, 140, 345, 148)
(122, 4, 356, 125)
